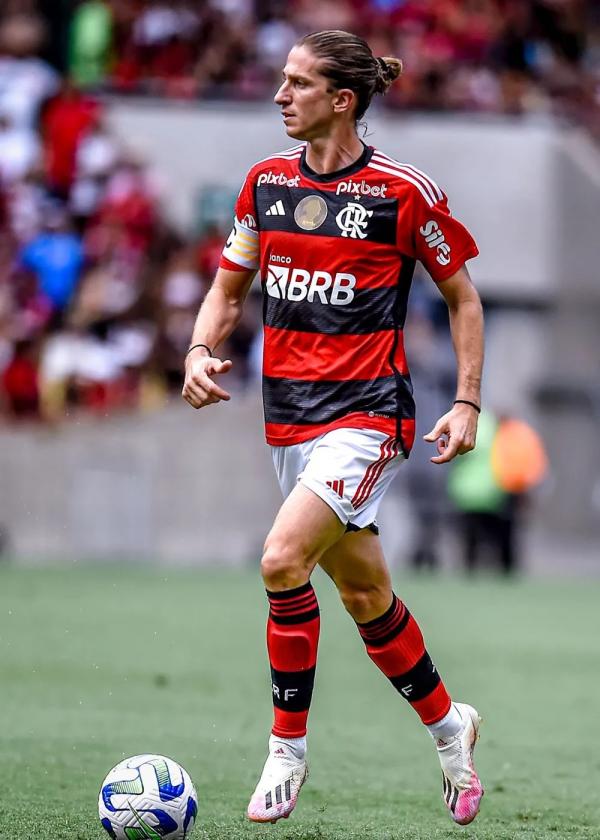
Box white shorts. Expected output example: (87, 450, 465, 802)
(271, 427, 405, 531)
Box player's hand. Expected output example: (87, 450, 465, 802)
(182, 351, 233, 409)
(423, 403, 479, 464)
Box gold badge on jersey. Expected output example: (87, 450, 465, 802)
(294, 195, 328, 231)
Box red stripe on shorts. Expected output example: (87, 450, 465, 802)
(351, 436, 398, 509)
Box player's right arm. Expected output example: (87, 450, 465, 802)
(182, 266, 256, 408)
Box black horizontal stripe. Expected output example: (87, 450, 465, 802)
(271, 666, 316, 712)
(263, 285, 399, 334)
(359, 607, 411, 648)
(269, 607, 320, 625)
(263, 375, 410, 426)
(256, 184, 398, 245)
(266, 582, 314, 600)
(389, 652, 441, 702)
(358, 595, 397, 629)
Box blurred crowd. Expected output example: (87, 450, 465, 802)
(0, 97, 257, 423)
(0, 0, 598, 426)
(0, 2, 264, 423)
(53, 1, 600, 122)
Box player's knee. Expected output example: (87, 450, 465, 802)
(261, 537, 311, 590)
(338, 583, 392, 623)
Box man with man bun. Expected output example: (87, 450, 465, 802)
(183, 29, 485, 827)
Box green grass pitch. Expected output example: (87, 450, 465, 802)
(0, 565, 599, 839)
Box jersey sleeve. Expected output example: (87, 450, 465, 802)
(219, 171, 260, 272)
(397, 181, 479, 282)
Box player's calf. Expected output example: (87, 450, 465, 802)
(355, 595, 484, 823)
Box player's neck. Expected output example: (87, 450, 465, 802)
(304, 130, 364, 176)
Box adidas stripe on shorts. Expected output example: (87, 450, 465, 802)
(271, 427, 405, 531)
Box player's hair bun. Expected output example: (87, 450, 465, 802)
(374, 56, 403, 95)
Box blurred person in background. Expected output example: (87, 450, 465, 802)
(183, 29, 485, 828)
(70, 113, 120, 230)
(17, 201, 85, 316)
(130, 0, 201, 97)
(448, 409, 548, 575)
(5, 165, 47, 245)
(1, 336, 41, 419)
(68, 0, 113, 90)
(194, 222, 229, 290)
(155, 242, 204, 390)
(0, 108, 41, 186)
(0, 7, 60, 129)
(41, 77, 101, 198)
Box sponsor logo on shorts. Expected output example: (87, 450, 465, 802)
(266, 264, 356, 306)
(257, 171, 301, 187)
(336, 179, 387, 198)
(419, 220, 451, 266)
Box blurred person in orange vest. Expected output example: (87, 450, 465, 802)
(448, 410, 548, 575)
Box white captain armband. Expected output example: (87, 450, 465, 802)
(221, 218, 259, 270)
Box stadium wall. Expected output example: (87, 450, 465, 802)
(0, 396, 281, 565)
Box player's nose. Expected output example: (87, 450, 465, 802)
(274, 83, 290, 105)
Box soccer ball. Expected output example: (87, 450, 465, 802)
(98, 754, 198, 839)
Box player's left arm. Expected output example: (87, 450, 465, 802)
(423, 264, 484, 464)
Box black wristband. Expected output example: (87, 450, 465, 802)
(187, 343, 213, 357)
(453, 399, 481, 414)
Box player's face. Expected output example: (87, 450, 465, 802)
(274, 46, 341, 141)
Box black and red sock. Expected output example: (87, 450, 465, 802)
(357, 594, 451, 724)
(267, 582, 320, 738)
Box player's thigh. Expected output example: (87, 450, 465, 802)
(319, 528, 393, 621)
(263, 483, 347, 580)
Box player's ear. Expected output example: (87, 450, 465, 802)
(332, 88, 356, 115)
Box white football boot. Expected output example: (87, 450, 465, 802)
(246, 735, 308, 823)
(436, 702, 484, 825)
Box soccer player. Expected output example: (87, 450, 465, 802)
(183, 30, 485, 827)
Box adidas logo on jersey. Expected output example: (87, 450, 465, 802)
(266, 200, 286, 216)
(266, 264, 356, 306)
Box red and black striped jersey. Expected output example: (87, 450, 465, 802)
(220, 143, 478, 453)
